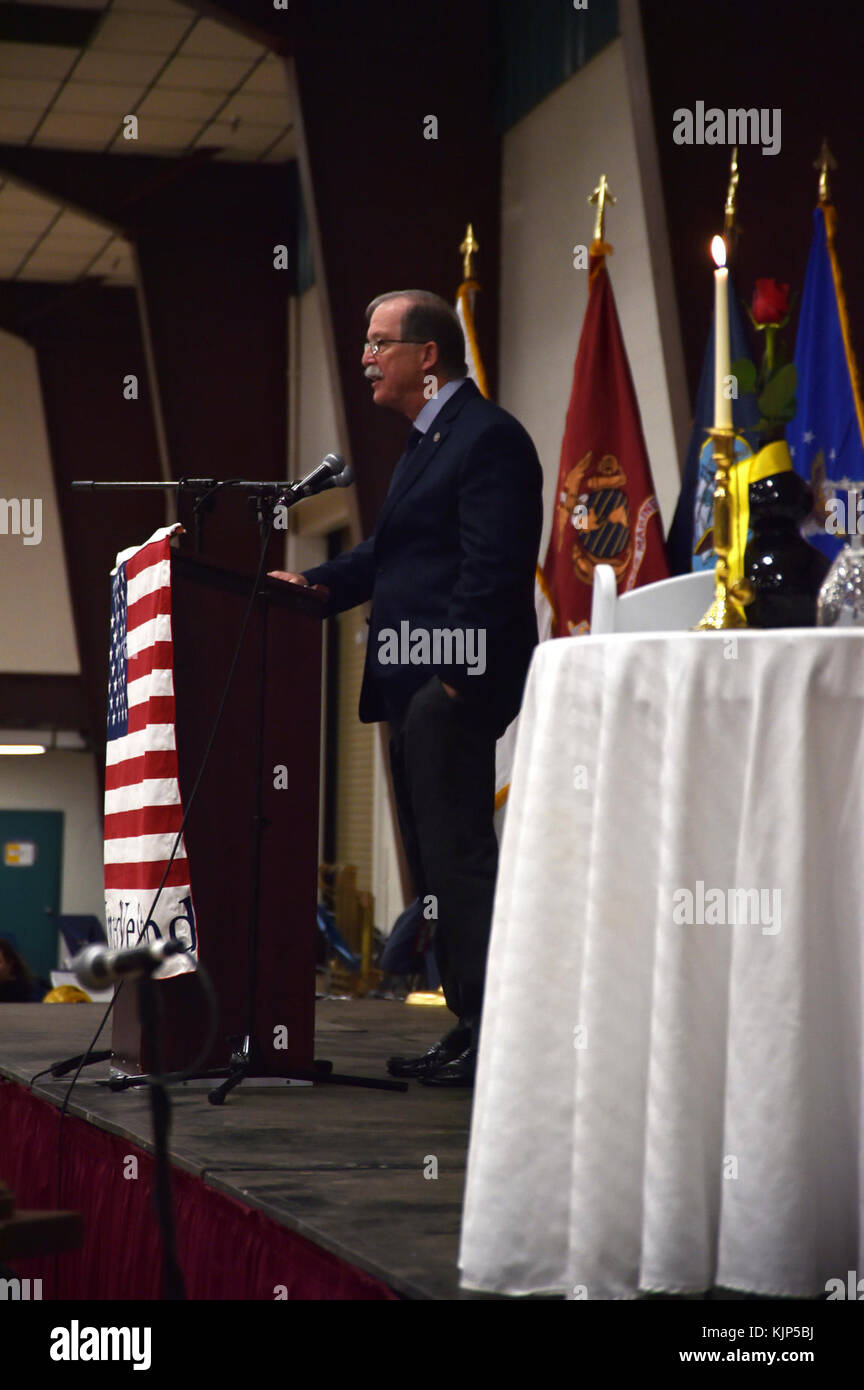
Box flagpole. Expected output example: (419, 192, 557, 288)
(588, 174, 616, 244)
(724, 146, 739, 258)
(814, 137, 837, 206)
(456, 222, 489, 398)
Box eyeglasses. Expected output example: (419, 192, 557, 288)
(363, 338, 425, 356)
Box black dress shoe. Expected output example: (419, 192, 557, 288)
(386, 1031, 469, 1079)
(419, 1045, 477, 1087)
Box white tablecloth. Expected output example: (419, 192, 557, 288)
(460, 630, 864, 1299)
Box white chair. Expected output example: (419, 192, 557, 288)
(589, 563, 717, 635)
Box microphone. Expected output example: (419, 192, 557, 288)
(290, 453, 350, 499)
(71, 939, 188, 991)
(327, 463, 354, 490)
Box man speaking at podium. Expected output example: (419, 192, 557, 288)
(270, 290, 542, 1086)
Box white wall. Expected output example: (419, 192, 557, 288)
(498, 37, 686, 555)
(288, 286, 406, 923)
(0, 328, 80, 674)
(0, 751, 104, 921)
(285, 285, 350, 573)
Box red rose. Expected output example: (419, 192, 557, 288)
(751, 279, 790, 325)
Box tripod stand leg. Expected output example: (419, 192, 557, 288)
(207, 1067, 247, 1105)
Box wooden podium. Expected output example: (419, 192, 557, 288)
(111, 552, 323, 1077)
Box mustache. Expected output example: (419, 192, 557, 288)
(364, 366, 383, 380)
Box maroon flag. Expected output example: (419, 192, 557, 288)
(104, 525, 197, 978)
(541, 240, 668, 635)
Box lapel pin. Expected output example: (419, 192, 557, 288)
(433, 431, 441, 442)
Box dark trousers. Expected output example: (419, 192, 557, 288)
(386, 677, 499, 1031)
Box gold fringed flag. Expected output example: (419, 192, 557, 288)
(541, 240, 669, 635)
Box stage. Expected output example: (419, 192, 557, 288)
(0, 997, 488, 1301)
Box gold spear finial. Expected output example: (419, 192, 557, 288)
(724, 146, 739, 238)
(814, 138, 837, 205)
(459, 222, 479, 281)
(588, 174, 616, 242)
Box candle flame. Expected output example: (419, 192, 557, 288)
(711, 235, 727, 269)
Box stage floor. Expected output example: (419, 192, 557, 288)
(0, 996, 489, 1301)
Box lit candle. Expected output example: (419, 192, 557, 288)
(712, 235, 732, 429)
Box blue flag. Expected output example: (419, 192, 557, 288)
(666, 274, 759, 574)
(791, 204, 864, 560)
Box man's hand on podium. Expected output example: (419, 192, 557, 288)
(267, 571, 330, 600)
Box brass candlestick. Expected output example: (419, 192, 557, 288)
(695, 427, 754, 629)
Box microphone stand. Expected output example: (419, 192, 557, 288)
(70, 477, 298, 556)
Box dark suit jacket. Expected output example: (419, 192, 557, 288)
(303, 379, 543, 735)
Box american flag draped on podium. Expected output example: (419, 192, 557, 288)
(105, 524, 197, 978)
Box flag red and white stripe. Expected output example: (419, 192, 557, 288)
(104, 524, 197, 977)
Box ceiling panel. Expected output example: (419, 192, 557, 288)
(136, 86, 225, 121)
(220, 92, 292, 127)
(36, 110, 124, 145)
(0, 232, 39, 249)
(242, 56, 289, 95)
(0, 78, 65, 109)
(107, 114, 206, 151)
(260, 131, 294, 162)
(0, 249, 29, 275)
(86, 237, 134, 282)
(0, 42, 78, 78)
(0, 109, 42, 140)
(178, 18, 263, 61)
(73, 49, 167, 84)
(195, 119, 288, 157)
(0, 185, 62, 218)
(158, 54, 256, 91)
(13, 255, 90, 280)
(51, 80, 150, 115)
(46, 209, 112, 242)
(90, 12, 192, 54)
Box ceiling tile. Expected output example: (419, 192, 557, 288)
(0, 78, 64, 110)
(35, 111, 123, 146)
(47, 210, 111, 243)
(0, 110, 42, 141)
(220, 93, 291, 127)
(72, 49, 167, 85)
(17, 249, 94, 275)
(88, 239, 135, 282)
(90, 13, 192, 54)
(195, 120, 287, 156)
(260, 132, 296, 162)
(0, 218, 59, 239)
(159, 54, 255, 92)
(0, 250, 29, 276)
(136, 87, 224, 122)
(0, 236, 41, 255)
(0, 185, 61, 218)
(52, 81, 150, 115)
(0, 44, 78, 79)
(108, 115, 205, 152)
(241, 56, 289, 95)
(178, 19, 263, 61)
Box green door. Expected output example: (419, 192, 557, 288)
(0, 810, 63, 986)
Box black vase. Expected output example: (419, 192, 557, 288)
(744, 471, 831, 627)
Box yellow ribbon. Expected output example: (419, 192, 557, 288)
(727, 439, 792, 582)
